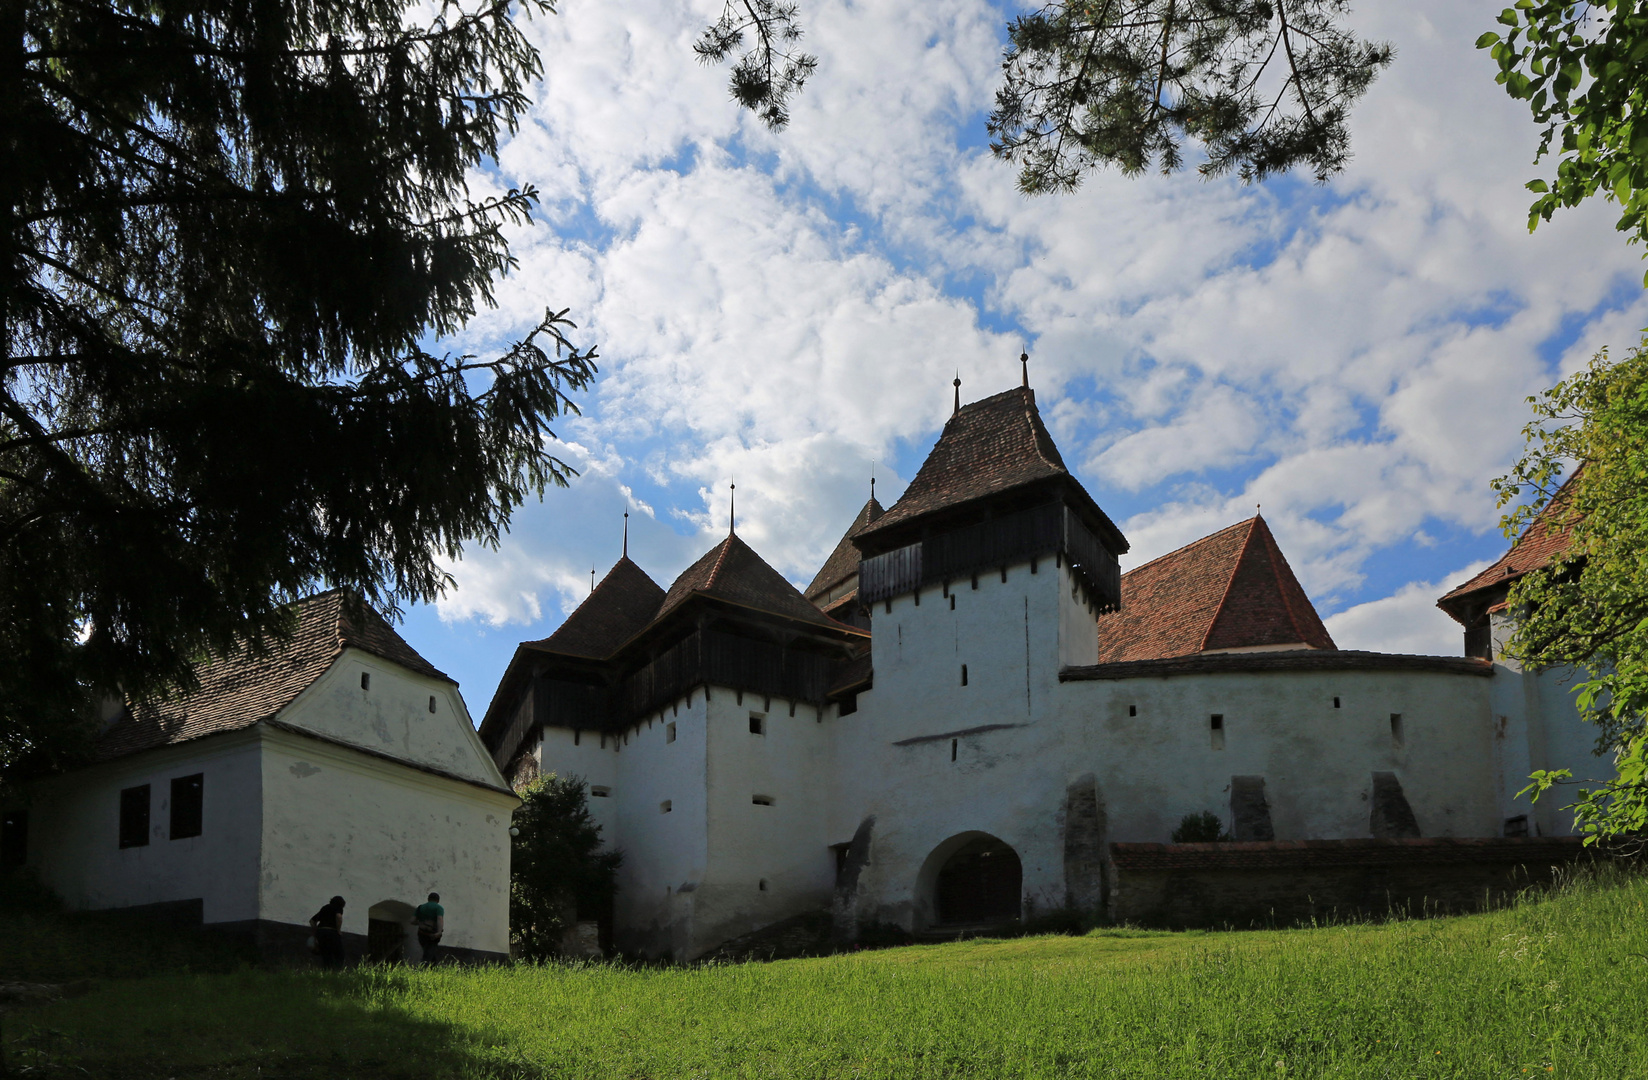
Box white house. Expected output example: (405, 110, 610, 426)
(1, 591, 518, 963)
(478, 381, 1605, 960)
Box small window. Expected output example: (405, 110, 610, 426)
(1210, 714, 1224, 730)
(838, 693, 858, 716)
(758, 878, 769, 891)
(951, 738, 958, 762)
(591, 786, 611, 798)
(666, 722, 677, 743)
(428, 695, 437, 714)
(360, 672, 370, 690)
(169, 774, 203, 840)
(1390, 713, 1405, 747)
(960, 664, 969, 687)
(1333, 696, 1341, 709)
(1129, 705, 1137, 717)
(660, 800, 672, 814)
(752, 795, 774, 806)
(1, 810, 27, 867)
(1210, 714, 1225, 751)
(574, 730, 581, 746)
(1504, 814, 1529, 838)
(119, 784, 150, 848)
(949, 595, 956, 610)
(749, 715, 765, 735)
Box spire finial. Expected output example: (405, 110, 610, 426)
(590, 566, 596, 594)
(870, 473, 876, 502)
(953, 373, 962, 416)
(1021, 349, 1029, 388)
(729, 483, 736, 535)
(622, 510, 629, 558)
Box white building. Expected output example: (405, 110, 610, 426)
(478, 383, 1603, 960)
(1, 591, 517, 963)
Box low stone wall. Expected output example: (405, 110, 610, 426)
(1109, 837, 1601, 928)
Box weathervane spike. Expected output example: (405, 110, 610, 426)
(730, 483, 736, 535)
(953, 373, 962, 416)
(1021, 349, 1029, 388)
(590, 566, 596, 594)
(622, 510, 629, 559)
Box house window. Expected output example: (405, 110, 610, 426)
(660, 800, 672, 814)
(360, 672, 370, 690)
(752, 795, 774, 806)
(591, 786, 611, 798)
(170, 774, 203, 840)
(1390, 713, 1405, 748)
(1, 810, 26, 867)
(749, 715, 765, 735)
(428, 696, 437, 714)
(119, 784, 151, 848)
(666, 722, 677, 743)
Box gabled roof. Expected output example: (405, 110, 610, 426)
(659, 531, 843, 630)
(1094, 516, 1335, 664)
(97, 591, 450, 762)
(806, 497, 885, 602)
(1437, 474, 1580, 624)
(854, 386, 1126, 553)
(528, 557, 665, 660)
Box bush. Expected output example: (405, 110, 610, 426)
(510, 774, 622, 960)
(1171, 811, 1233, 843)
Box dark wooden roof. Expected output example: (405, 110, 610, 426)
(1093, 516, 1334, 663)
(97, 591, 450, 762)
(854, 386, 1126, 554)
(659, 531, 843, 629)
(805, 497, 884, 602)
(528, 557, 665, 660)
(1437, 473, 1580, 625)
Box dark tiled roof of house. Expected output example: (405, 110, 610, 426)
(806, 497, 885, 602)
(528, 558, 665, 659)
(854, 387, 1125, 551)
(1437, 474, 1580, 623)
(659, 532, 845, 630)
(1093, 516, 1334, 663)
(1061, 649, 1491, 682)
(1110, 836, 1588, 872)
(97, 591, 450, 762)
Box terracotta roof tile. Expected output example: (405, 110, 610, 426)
(659, 532, 843, 629)
(1437, 474, 1580, 623)
(806, 497, 885, 602)
(97, 592, 449, 762)
(1062, 649, 1490, 682)
(1095, 516, 1334, 663)
(855, 387, 1125, 552)
(530, 558, 665, 659)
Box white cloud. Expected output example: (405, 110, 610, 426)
(1325, 560, 1496, 656)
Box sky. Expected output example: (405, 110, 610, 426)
(393, 0, 1648, 721)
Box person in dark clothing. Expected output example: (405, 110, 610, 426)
(414, 892, 444, 966)
(310, 895, 346, 969)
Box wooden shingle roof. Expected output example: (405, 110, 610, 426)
(528, 558, 665, 660)
(1436, 474, 1580, 624)
(1094, 516, 1334, 663)
(854, 386, 1126, 554)
(805, 497, 884, 603)
(659, 532, 843, 629)
(97, 591, 450, 762)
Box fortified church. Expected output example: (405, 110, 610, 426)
(482, 377, 1600, 961)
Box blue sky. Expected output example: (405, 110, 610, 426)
(390, 1, 1648, 722)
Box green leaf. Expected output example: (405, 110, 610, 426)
(1477, 31, 1502, 49)
(1527, 178, 1551, 192)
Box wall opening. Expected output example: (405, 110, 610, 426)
(1210, 713, 1225, 751)
(839, 693, 858, 716)
(951, 738, 958, 762)
(118, 784, 150, 848)
(574, 729, 581, 746)
(360, 671, 370, 690)
(428, 696, 437, 714)
(1129, 705, 1137, 717)
(950, 594, 956, 610)
(749, 714, 765, 735)
(960, 664, 968, 687)
(367, 900, 418, 964)
(1333, 696, 1341, 709)
(758, 879, 768, 891)
(660, 800, 672, 814)
(169, 773, 203, 840)
(666, 722, 677, 743)
(752, 795, 774, 806)
(931, 835, 1023, 926)
(1390, 713, 1404, 747)
(591, 786, 611, 798)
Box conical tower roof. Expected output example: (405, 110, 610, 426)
(660, 531, 843, 629)
(806, 497, 885, 603)
(531, 557, 665, 660)
(1095, 516, 1334, 663)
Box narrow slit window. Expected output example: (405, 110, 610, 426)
(660, 800, 672, 814)
(1390, 713, 1405, 747)
(119, 784, 150, 848)
(1333, 696, 1341, 709)
(360, 672, 370, 691)
(951, 738, 958, 762)
(1129, 705, 1137, 717)
(574, 730, 581, 746)
(752, 794, 774, 806)
(960, 664, 968, 687)
(749, 714, 765, 735)
(758, 879, 769, 891)
(1210, 714, 1225, 751)
(591, 786, 611, 798)
(428, 695, 437, 714)
(666, 722, 677, 743)
(950, 594, 956, 610)
(169, 773, 203, 840)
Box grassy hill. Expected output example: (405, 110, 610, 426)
(5, 869, 1648, 1078)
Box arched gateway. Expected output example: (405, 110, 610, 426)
(916, 832, 1024, 928)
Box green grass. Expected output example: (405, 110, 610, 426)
(7, 870, 1648, 1079)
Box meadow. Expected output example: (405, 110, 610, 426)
(4, 870, 1648, 1079)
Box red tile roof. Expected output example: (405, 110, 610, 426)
(1062, 649, 1490, 682)
(528, 557, 665, 660)
(805, 497, 885, 603)
(659, 531, 846, 630)
(97, 591, 449, 762)
(1094, 516, 1334, 663)
(854, 387, 1126, 553)
(1437, 473, 1580, 624)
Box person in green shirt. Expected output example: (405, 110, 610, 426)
(414, 892, 444, 965)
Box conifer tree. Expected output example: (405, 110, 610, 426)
(2, 0, 596, 778)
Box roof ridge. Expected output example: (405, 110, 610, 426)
(1197, 518, 1259, 652)
(1128, 516, 1257, 579)
(1023, 391, 1062, 474)
(705, 533, 736, 592)
(1255, 518, 1311, 644)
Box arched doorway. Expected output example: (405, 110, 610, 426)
(916, 832, 1023, 929)
(367, 899, 419, 964)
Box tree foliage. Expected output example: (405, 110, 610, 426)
(1495, 344, 1648, 845)
(695, 0, 817, 131)
(1481, 2, 1648, 279)
(1171, 810, 1233, 842)
(2, 0, 596, 780)
(987, 0, 1393, 193)
(510, 774, 622, 960)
